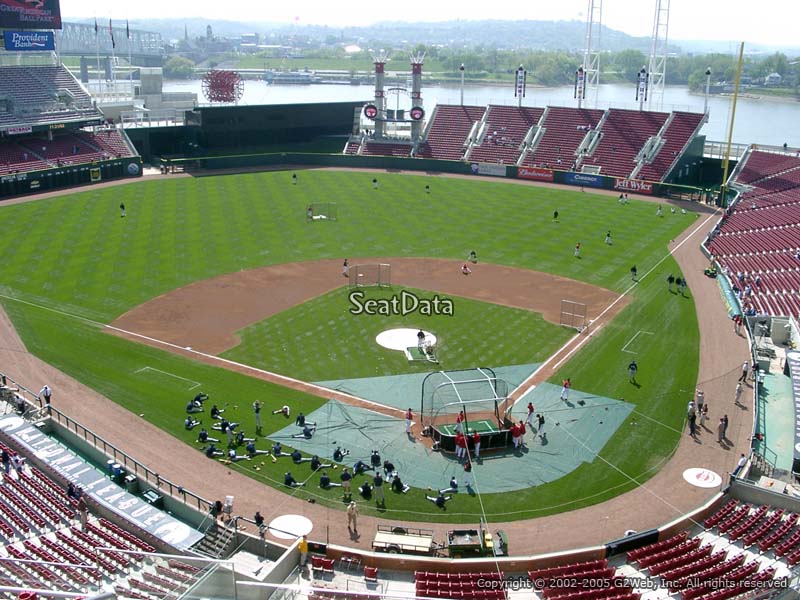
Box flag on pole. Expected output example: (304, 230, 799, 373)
(94, 18, 98, 36)
(126, 20, 130, 39)
(109, 19, 115, 49)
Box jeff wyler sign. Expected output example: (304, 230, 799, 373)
(4, 30, 55, 51)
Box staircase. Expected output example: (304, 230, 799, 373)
(190, 522, 237, 559)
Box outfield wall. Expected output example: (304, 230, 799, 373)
(162, 152, 708, 202)
(0, 155, 143, 199)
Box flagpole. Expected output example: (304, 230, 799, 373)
(109, 19, 117, 101)
(94, 17, 101, 101)
(127, 20, 133, 101)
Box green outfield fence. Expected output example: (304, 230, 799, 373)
(0, 155, 143, 199)
(159, 151, 710, 202)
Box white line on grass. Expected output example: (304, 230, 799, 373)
(134, 366, 201, 390)
(511, 209, 721, 405)
(620, 331, 655, 354)
(0, 292, 403, 416)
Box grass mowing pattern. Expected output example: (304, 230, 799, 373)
(222, 286, 574, 381)
(0, 170, 699, 522)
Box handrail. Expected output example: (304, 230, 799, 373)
(0, 370, 215, 517)
(46, 405, 213, 513)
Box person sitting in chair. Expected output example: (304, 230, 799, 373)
(426, 491, 452, 508)
(204, 444, 224, 458)
(284, 471, 304, 488)
(310, 455, 332, 471)
(185, 416, 201, 430)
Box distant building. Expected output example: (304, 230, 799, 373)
(765, 72, 783, 87)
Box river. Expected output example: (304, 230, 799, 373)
(163, 80, 798, 147)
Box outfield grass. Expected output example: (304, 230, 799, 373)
(222, 286, 574, 381)
(0, 170, 700, 522)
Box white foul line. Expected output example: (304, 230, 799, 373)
(134, 366, 201, 390)
(511, 209, 721, 404)
(620, 331, 655, 354)
(0, 292, 403, 416)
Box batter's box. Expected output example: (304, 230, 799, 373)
(134, 366, 201, 390)
(621, 330, 655, 355)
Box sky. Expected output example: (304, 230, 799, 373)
(60, 0, 796, 47)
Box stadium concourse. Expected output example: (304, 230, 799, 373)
(0, 173, 752, 557)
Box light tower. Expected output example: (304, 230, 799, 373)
(582, 0, 603, 108)
(514, 65, 527, 107)
(575, 66, 587, 109)
(636, 66, 649, 111)
(410, 51, 425, 141)
(647, 0, 670, 111)
(372, 50, 388, 138)
(459, 63, 465, 106)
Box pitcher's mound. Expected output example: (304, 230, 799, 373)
(376, 328, 437, 351)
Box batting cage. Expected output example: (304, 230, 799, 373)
(306, 202, 338, 221)
(348, 263, 391, 288)
(420, 368, 512, 453)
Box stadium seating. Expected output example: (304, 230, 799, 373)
(637, 111, 706, 182)
(468, 105, 544, 165)
(361, 141, 413, 157)
(416, 105, 486, 160)
(0, 130, 136, 175)
(707, 148, 800, 317)
(415, 571, 506, 600)
(585, 109, 669, 178)
(0, 65, 101, 130)
(523, 106, 604, 169)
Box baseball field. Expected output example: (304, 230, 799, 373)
(0, 169, 700, 523)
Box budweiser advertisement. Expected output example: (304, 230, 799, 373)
(614, 178, 654, 195)
(517, 166, 554, 182)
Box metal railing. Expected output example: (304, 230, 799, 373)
(0, 370, 214, 517)
(47, 406, 213, 514)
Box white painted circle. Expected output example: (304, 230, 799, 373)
(375, 328, 437, 351)
(267, 514, 313, 540)
(683, 468, 722, 488)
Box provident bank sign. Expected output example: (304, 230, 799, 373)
(3, 30, 55, 51)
